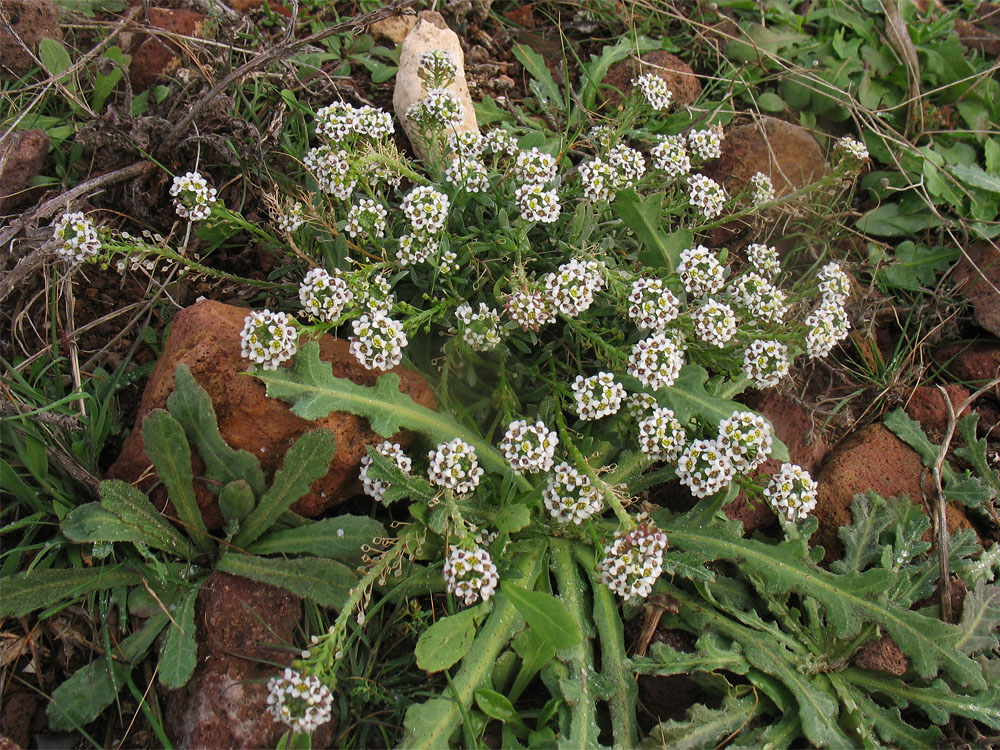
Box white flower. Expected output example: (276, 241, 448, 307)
(428, 438, 484, 494)
(349, 312, 407, 370)
(651, 135, 691, 178)
(544, 259, 605, 317)
(692, 299, 738, 348)
(438, 249, 458, 274)
(501, 419, 558, 474)
(402, 186, 450, 235)
(745, 243, 781, 281)
(443, 544, 499, 606)
(407, 88, 463, 128)
(572, 372, 626, 420)
(579, 158, 616, 202)
(455, 302, 503, 351)
(52, 211, 101, 264)
(750, 171, 775, 205)
(805, 299, 850, 359)
(514, 147, 558, 186)
(397, 233, 437, 266)
(303, 146, 357, 199)
(419, 49, 458, 86)
(276, 201, 306, 232)
(299, 267, 353, 322)
(240, 310, 299, 370)
(687, 173, 727, 219)
(483, 128, 519, 156)
(717, 411, 772, 473)
(169, 171, 216, 221)
(676, 439, 735, 498)
(677, 245, 725, 297)
(359, 441, 412, 504)
(354, 105, 394, 140)
(315, 101, 358, 142)
(607, 144, 646, 190)
(836, 136, 869, 163)
(599, 523, 668, 601)
(266, 669, 334, 734)
(638, 408, 686, 463)
(628, 277, 680, 331)
(817, 262, 851, 305)
(634, 73, 673, 110)
(543, 462, 602, 524)
(727, 273, 787, 325)
(449, 130, 484, 159)
(345, 198, 388, 239)
(627, 333, 686, 390)
(446, 156, 490, 193)
(687, 127, 723, 161)
(626, 392, 658, 420)
(764, 463, 818, 522)
(742, 339, 791, 389)
(505, 285, 557, 331)
(515, 183, 561, 223)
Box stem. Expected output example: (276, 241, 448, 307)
(111, 242, 292, 290)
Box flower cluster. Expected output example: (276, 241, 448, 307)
(687, 173, 727, 219)
(717, 411, 772, 472)
(750, 171, 775, 205)
(579, 158, 616, 201)
(651, 135, 691, 178)
(240, 310, 299, 370)
(418, 49, 458, 87)
(543, 462, 602, 524)
(500, 419, 558, 474)
(514, 147, 558, 186)
(634, 73, 673, 111)
(345, 198, 388, 239)
(446, 156, 489, 193)
(676, 439, 735, 498)
(628, 333, 686, 390)
(169, 171, 216, 221)
(316, 101, 394, 143)
(572, 372, 626, 420)
(505, 285, 556, 331)
(599, 523, 668, 601)
(693, 299, 738, 348)
(299, 268, 353, 322)
(349, 313, 407, 370)
(746, 243, 780, 280)
(443, 544, 499, 606)
(397, 233, 437, 266)
(276, 201, 306, 232)
(626, 391, 658, 420)
(607, 144, 646, 190)
(805, 299, 850, 359)
(817, 262, 851, 305)
(742, 339, 790, 388)
(545, 259, 605, 317)
(407, 88, 463, 129)
(359, 440, 412, 504)
(836, 136, 869, 163)
(483, 128, 518, 156)
(266, 669, 333, 734)
(455, 302, 503, 351)
(449, 131, 483, 158)
(628, 278, 681, 331)
(52, 211, 101, 264)
(764, 463, 818, 522)
(428, 438, 484, 494)
(728, 273, 787, 325)
(638, 408, 687, 462)
(402, 186, 450, 235)
(688, 128, 723, 161)
(678, 245, 725, 297)
(304, 146, 356, 199)
(515, 182, 561, 223)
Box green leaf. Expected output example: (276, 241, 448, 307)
(231, 429, 336, 549)
(510, 43, 562, 108)
(856, 203, 941, 237)
(756, 91, 786, 112)
(950, 163, 1000, 193)
(832, 491, 895, 575)
(94, 479, 198, 557)
(1, 565, 144, 619)
(875, 241, 959, 291)
(415, 607, 482, 673)
(215, 554, 355, 609)
(39, 37, 72, 78)
(475, 689, 529, 736)
(955, 582, 1000, 656)
(361, 447, 438, 505)
(248, 516, 386, 560)
(219, 480, 256, 526)
(500, 581, 582, 650)
(634, 633, 749, 677)
(142, 409, 212, 551)
(852, 690, 943, 747)
(611, 191, 683, 271)
(884, 408, 938, 466)
(47, 614, 169, 731)
(158, 581, 202, 688)
(167, 365, 265, 496)
(955, 413, 1000, 495)
(640, 693, 756, 749)
(92, 46, 128, 112)
(257, 342, 514, 480)
(495, 503, 531, 534)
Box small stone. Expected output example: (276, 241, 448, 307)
(602, 50, 701, 109)
(0, 0, 62, 80)
(0, 129, 48, 212)
(127, 8, 210, 92)
(854, 634, 909, 676)
(903, 384, 971, 437)
(934, 341, 1000, 399)
(369, 14, 418, 44)
(952, 242, 1000, 338)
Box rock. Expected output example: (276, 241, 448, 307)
(0, 129, 48, 212)
(934, 341, 1000, 399)
(165, 572, 334, 749)
(127, 8, 210, 92)
(369, 14, 418, 44)
(0, 0, 62, 80)
(723, 391, 830, 532)
(601, 50, 702, 109)
(0, 690, 36, 749)
(854, 634, 909, 676)
(902, 385, 971, 437)
(393, 11, 478, 160)
(502, 5, 536, 28)
(107, 300, 436, 529)
(813, 424, 976, 562)
(952, 242, 1000, 338)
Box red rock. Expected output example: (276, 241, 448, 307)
(0, 129, 48, 212)
(601, 50, 701, 109)
(723, 391, 830, 532)
(0, 0, 62, 79)
(813, 424, 976, 561)
(165, 572, 334, 749)
(903, 384, 971, 437)
(953, 242, 1000, 338)
(854, 634, 908, 676)
(934, 341, 1000, 399)
(127, 8, 210, 92)
(107, 300, 436, 529)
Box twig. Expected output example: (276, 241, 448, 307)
(155, 0, 416, 157)
(931, 376, 1000, 622)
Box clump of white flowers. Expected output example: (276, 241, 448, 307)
(448, 131, 484, 158)
(514, 147, 558, 186)
(349, 313, 407, 371)
(169, 171, 216, 221)
(428, 438, 484, 494)
(607, 144, 646, 190)
(397, 233, 437, 266)
(240, 310, 299, 370)
(817, 262, 852, 305)
(746, 243, 781, 280)
(418, 49, 458, 86)
(500, 419, 558, 474)
(626, 392, 658, 420)
(572, 372, 626, 420)
(52, 211, 101, 264)
(637, 408, 687, 463)
(359, 440, 412, 504)
(628, 277, 681, 331)
(764, 463, 818, 522)
(543, 462, 602, 524)
(599, 522, 669, 601)
(627, 333, 686, 390)
(717, 411, 773, 473)
(687, 127, 723, 161)
(407, 88, 463, 129)
(483, 128, 518, 156)
(633, 73, 673, 111)
(651, 135, 691, 178)
(545, 259, 606, 317)
(676, 439, 736, 498)
(836, 136, 869, 163)
(750, 171, 775, 205)
(299, 268, 353, 323)
(692, 299, 738, 348)
(687, 173, 727, 219)
(505, 285, 556, 331)
(266, 669, 333, 734)
(579, 158, 616, 201)
(515, 183, 561, 224)
(345, 198, 388, 239)
(804, 299, 851, 359)
(455, 302, 503, 351)
(678, 245, 725, 297)
(443, 543, 499, 606)
(743, 339, 790, 388)
(303, 146, 356, 199)
(727, 272, 788, 325)
(446, 156, 489, 193)
(276, 201, 306, 232)
(402, 185, 450, 235)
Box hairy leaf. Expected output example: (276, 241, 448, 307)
(215, 554, 355, 609)
(501, 581, 582, 651)
(362, 447, 438, 506)
(158, 581, 202, 688)
(955, 413, 1000, 495)
(852, 690, 943, 747)
(167, 364, 265, 495)
(248, 516, 385, 560)
(634, 633, 749, 677)
(1, 565, 143, 618)
(415, 607, 482, 673)
(640, 693, 757, 749)
(231, 429, 336, 549)
(956, 581, 1000, 655)
(832, 492, 895, 575)
(612, 191, 684, 271)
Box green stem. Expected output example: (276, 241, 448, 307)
(111, 243, 290, 289)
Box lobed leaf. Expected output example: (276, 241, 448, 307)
(500, 580, 582, 651)
(955, 581, 1000, 656)
(640, 693, 757, 750)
